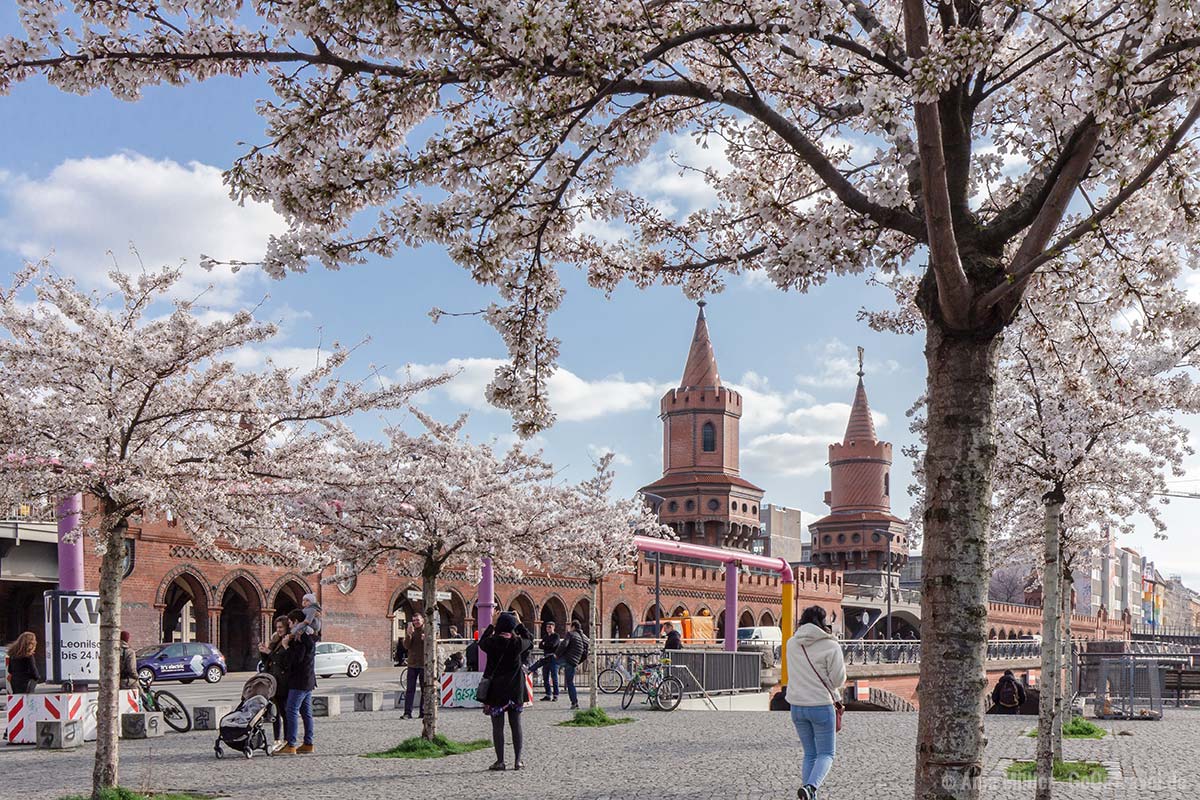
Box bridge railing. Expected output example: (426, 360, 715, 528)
(841, 638, 1042, 665)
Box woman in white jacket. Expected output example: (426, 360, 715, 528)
(785, 605, 846, 800)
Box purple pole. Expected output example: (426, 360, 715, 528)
(477, 557, 495, 672)
(56, 494, 84, 591)
(724, 561, 739, 652)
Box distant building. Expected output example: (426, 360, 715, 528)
(1162, 575, 1194, 630)
(759, 504, 807, 562)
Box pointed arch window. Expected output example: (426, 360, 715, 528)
(701, 422, 716, 452)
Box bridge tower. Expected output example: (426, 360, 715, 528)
(809, 349, 910, 588)
(639, 302, 765, 552)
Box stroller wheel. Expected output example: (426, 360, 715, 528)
(215, 744, 223, 759)
(244, 747, 253, 760)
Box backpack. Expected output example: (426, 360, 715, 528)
(578, 637, 589, 665)
(997, 678, 1021, 708)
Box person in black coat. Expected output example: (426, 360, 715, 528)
(662, 621, 684, 651)
(279, 609, 317, 753)
(526, 621, 560, 701)
(6, 631, 41, 693)
(991, 669, 1027, 714)
(478, 612, 533, 771)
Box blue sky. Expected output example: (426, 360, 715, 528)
(2, 18, 1197, 586)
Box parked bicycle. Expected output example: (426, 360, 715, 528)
(621, 657, 684, 711)
(138, 676, 191, 733)
(597, 653, 643, 694)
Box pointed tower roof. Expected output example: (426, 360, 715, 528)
(843, 346, 878, 443)
(680, 301, 721, 389)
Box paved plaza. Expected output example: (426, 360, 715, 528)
(2, 681, 1196, 800)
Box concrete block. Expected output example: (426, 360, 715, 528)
(36, 719, 82, 749)
(311, 695, 340, 717)
(394, 688, 421, 709)
(191, 704, 231, 731)
(121, 712, 164, 739)
(354, 691, 384, 712)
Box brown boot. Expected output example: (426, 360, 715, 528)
(297, 744, 315, 754)
(277, 745, 298, 755)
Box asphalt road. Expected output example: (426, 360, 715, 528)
(149, 665, 412, 707)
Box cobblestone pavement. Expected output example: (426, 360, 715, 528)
(2, 701, 1196, 799)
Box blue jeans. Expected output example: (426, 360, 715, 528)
(284, 689, 313, 747)
(563, 663, 578, 705)
(541, 655, 559, 697)
(790, 704, 836, 788)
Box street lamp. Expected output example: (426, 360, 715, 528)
(876, 529, 896, 640)
(641, 491, 667, 631)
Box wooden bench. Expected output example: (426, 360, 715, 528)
(1163, 667, 1200, 706)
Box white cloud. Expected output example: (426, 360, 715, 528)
(727, 371, 815, 434)
(403, 357, 668, 422)
(626, 133, 733, 215)
(0, 153, 286, 307)
(795, 339, 902, 389)
(786, 402, 888, 433)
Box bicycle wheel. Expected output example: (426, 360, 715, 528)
(621, 681, 638, 710)
(597, 668, 624, 694)
(654, 677, 684, 712)
(153, 690, 192, 732)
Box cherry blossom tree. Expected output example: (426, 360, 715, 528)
(7, 4, 1200, 795)
(306, 411, 563, 741)
(0, 264, 441, 800)
(544, 453, 672, 708)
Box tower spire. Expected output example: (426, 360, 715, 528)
(680, 300, 721, 389)
(844, 347, 877, 443)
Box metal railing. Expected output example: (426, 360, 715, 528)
(841, 638, 1042, 665)
(842, 584, 923, 605)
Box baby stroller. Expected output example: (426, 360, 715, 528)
(215, 672, 276, 759)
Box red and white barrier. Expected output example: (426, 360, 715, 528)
(5, 689, 137, 745)
(439, 672, 535, 708)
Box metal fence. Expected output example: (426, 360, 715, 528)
(841, 638, 1041, 665)
(1075, 653, 1187, 720)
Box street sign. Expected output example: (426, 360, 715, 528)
(406, 590, 451, 602)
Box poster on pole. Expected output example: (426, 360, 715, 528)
(43, 590, 101, 683)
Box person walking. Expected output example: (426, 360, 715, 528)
(991, 669, 1027, 714)
(118, 631, 138, 690)
(560, 620, 590, 710)
(528, 621, 560, 701)
(402, 612, 427, 719)
(6, 631, 41, 693)
(478, 612, 533, 771)
(257, 615, 291, 743)
(785, 605, 846, 800)
(278, 609, 316, 755)
(662, 621, 683, 651)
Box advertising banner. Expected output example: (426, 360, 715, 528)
(43, 591, 101, 683)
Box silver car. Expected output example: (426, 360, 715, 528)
(314, 642, 368, 678)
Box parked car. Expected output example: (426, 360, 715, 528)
(737, 626, 784, 667)
(136, 641, 226, 684)
(315, 642, 368, 678)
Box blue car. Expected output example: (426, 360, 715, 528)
(136, 641, 226, 684)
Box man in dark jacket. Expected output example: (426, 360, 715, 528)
(278, 609, 317, 754)
(991, 669, 1027, 714)
(662, 621, 683, 651)
(527, 621, 560, 701)
(402, 612, 426, 719)
(118, 631, 138, 689)
(560, 621, 590, 710)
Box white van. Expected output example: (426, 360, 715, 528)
(737, 626, 784, 666)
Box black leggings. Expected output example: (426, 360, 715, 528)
(490, 708, 523, 763)
(273, 698, 286, 739)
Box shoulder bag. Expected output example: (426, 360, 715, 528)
(800, 643, 844, 733)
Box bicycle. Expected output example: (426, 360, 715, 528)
(621, 657, 684, 711)
(597, 653, 641, 694)
(137, 677, 192, 733)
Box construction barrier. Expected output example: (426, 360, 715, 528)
(5, 689, 138, 745)
(440, 671, 534, 708)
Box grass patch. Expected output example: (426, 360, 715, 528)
(1026, 717, 1107, 739)
(556, 707, 635, 728)
(59, 789, 219, 800)
(362, 734, 491, 759)
(1006, 761, 1109, 783)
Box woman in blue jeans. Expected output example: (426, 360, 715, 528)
(784, 605, 846, 800)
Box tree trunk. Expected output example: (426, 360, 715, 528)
(915, 325, 1001, 800)
(92, 512, 125, 799)
(1055, 559, 1072, 761)
(589, 580, 600, 709)
(1035, 490, 1065, 800)
(420, 563, 439, 741)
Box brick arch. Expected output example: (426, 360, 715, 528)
(155, 564, 213, 607)
(215, 569, 267, 608)
(643, 602, 665, 622)
(539, 594, 568, 629)
(387, 583, 421, 615)
(268, 574, 313, 611)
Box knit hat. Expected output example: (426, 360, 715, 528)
(120, 630, 130, 644)
(496, 612, 517, 634)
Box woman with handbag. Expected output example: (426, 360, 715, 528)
(478, 612, 533, 771)
(784, 606, 846, 800)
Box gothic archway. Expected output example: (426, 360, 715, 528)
(540, 595, 567, 630)
(269, 575, 311, 619)
(739, 609, 756, 628)
(219, 575, 264, 671)
(570, 597, 591, 634)
(609, 602, 634, 640)
(508, 592, 536, 627)
(157, 567, 211, 644)
(759, 610, 776, 627)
